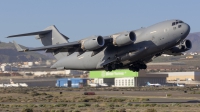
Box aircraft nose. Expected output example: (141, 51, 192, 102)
(182, 23, 190, 36)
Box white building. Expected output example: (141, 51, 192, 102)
(94, 78, 104, 84)
(28, 62, 34, 66)
(115, 78, 135, 87)
(21, 70, 67, 76)
(34, 61, 41, 65)
(94, 78, 136, 87)
(90, 70, 167, 87)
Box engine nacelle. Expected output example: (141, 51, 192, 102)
(170, 39, 192, 53)
(113, 31, 136, 46)
(81, 36, 105, 51)
(180, 39, 192, 50)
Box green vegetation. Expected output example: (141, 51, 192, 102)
(166, 94, 172, 97)
(145, 108, 157, 112)
(0, 87, 198, 111)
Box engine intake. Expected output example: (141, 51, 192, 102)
(81, 36, 105, 51)
(113, 31, 136, 46)
(171, 39, 192, 53)
(179, 39, 192, 50)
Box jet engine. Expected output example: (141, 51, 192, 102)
(81, 36, 105, 51)
(112, 31, 136, 46)
(170, 39, 192, 53)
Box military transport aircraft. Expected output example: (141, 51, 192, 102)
(7, 19, 191, 72)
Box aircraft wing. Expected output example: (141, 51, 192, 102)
(13, 36, 113, 53)
(13, 41, 80, 52)
(11, 32, 113, 53)
(7, 25, 115, 54)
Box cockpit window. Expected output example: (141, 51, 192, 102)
(179, 21, 183, 23)
(172, 22, 175, 26)
(172, 20, 184, 26)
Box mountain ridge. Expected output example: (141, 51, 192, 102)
(0, 42, 53, 63)
(186, 32, 200, 52)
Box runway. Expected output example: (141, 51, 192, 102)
(0, 78, 200, 104)
(66, 91, 200, 103)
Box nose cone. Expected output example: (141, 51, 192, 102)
(182, 23, 190, 37)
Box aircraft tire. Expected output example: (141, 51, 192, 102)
(108, 65, 112, 71)
(129, 65, 139, 72)
(111, 64, 117, 70)
(133, 68, 139, 72)
(140, 64, 147, 69)
(119, 63, 123, 68)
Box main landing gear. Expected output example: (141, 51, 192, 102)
(128, 62, 147, 72)
(104, 62, 147, 72)
(104, 63, 123, 71)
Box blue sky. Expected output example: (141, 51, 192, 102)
(0, 0, 199, 47)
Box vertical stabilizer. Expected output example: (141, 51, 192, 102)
(35, 25, 69, 60)
(35, 25, 69, 46)
(7, 25, 70, 60)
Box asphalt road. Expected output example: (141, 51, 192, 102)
(0, 98, 199, 104)
(0, 89, 199, 104)
(49, 91, 200, 103)
(0, 78, 200, 104)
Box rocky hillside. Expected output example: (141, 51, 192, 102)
(0, 42, 53, 63)
(186, 32, 200, 52)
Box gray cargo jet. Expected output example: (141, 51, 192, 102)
(7, 19, 191, 72)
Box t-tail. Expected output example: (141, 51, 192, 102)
(7, 25, 69, 60)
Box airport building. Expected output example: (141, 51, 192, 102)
(56, 78, 88, 88)
(148, 72, 200, 81)
(89, 70, 167, 87)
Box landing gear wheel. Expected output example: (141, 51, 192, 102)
(111, 64, 117, 70)
(105, 65, 112, 71)
(104, 62, 124, 71)
(140, 64, 147, 69)
(129, 65, 140, 72)
(133, 68, 140, 72)
(119, 63, 123, 68)
(107, 65, 112, 71)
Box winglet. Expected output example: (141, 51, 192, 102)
(13, 41, 27, 52)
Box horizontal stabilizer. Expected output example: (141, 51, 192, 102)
(13, 41, 27, 52)
(7, 30, 52, 38)
(12, 40, 80, 53)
